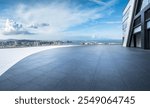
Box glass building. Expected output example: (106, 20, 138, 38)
(123, 0, 150, 49)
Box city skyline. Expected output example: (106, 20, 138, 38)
(0, 0, 128, 40)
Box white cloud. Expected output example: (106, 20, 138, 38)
(89, 0, 106, 5)
(11, 3, 102, 35)
(2, 19, 32, 35)
(90, 0, 119, 11)
(0, 18, 6, 28)
(100, 21, 122, 24)
(0, 3, 103, 37)
(27, 23, 50, 29)
(0, 0, 121, 40)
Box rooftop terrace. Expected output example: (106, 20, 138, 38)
(0, 45, 150, 91)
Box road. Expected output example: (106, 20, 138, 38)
(0, 45, 150, 91)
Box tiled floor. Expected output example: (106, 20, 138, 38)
(0, 45, 150, 91)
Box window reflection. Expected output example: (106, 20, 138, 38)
(141, 0, 150, 11)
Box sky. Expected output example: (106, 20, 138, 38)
(0, 0, 128, 40)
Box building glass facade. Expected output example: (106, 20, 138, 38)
(141, 0, 150, 10)
(123, 0, 150, 49)
(147, 21, 150, 29)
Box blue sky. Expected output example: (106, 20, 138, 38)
(0, 0, 128, 40)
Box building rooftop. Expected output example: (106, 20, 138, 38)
(0, 45, 150, 91)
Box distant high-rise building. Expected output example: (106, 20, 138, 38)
(123, 0, 150, 49)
